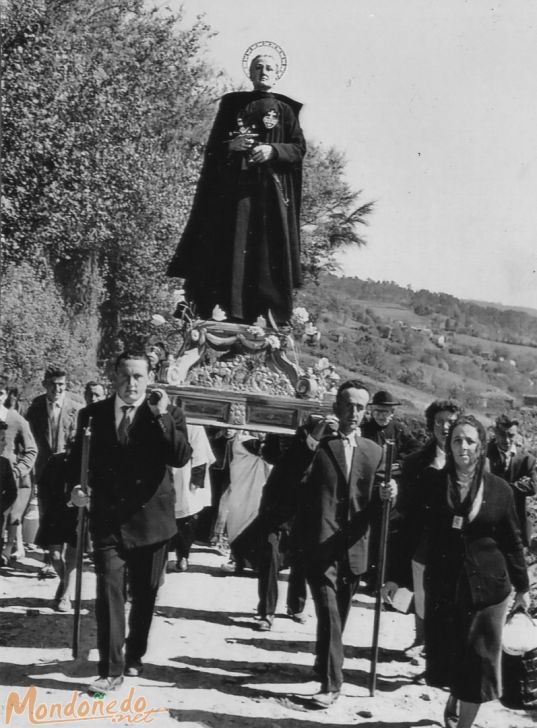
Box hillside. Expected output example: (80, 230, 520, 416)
(294, 274, 537, 429)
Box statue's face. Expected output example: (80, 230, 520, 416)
(263, 109, 279, 129)
(249, 55, 278, 91)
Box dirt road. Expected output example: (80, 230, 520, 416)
(0, 546, 535, 727)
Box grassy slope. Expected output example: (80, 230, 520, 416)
(295, 275, 537, 423)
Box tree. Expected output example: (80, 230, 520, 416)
(0, 263, 96, 398)
(300, 143, 374, 281)
(1, 0, 220, 361)
(2, 0, 376, 379)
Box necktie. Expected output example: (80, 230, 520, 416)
(341, 434, 355, 475)
(118, 405, 134, 446)
(50, 402, 61, 452)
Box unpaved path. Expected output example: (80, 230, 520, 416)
(0, 547, 535, 727)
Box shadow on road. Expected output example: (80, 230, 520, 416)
(168, 708, 442, 727)
(154, 605, 254, 628)
(0, 657, 97, 692)
(0, 597, 96, 651)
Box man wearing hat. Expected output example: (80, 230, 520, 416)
(361, 390, 420, 592)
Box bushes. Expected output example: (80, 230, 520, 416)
(0, 263, 99, 399)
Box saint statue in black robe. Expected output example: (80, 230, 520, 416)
(167, 53, 306, 324)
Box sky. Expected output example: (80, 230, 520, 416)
(162, 0, 537, 310)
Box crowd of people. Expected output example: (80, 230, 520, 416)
(0, 356, 536, 725)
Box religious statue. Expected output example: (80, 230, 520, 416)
(167, 42, 306, 325)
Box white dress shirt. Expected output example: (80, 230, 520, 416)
(341, 430, 357, 475)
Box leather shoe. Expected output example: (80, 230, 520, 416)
(87, 676, 124, 696)
(54, 595, 71, 613)
(38, 564, 57, 580)
(310, 690, 340, 708)
(124, 660, 144, 677)
(287, 610, 307, 624)
(124, 660, 143, 677)
(257, 616, 273, 631)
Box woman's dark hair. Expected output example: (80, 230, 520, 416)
(424, 399, 461, 432)
(445, 414, 488, 499)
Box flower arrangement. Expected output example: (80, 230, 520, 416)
(148, 295, 339, 399)
(265, 334, 281, 350)
(291, 306, 310, 326)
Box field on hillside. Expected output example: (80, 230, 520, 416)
(296, 275, 537, 418)
(351, 300, 428, 327)
(455, 332, 537, 359)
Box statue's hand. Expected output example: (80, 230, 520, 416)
(228, 133, 257, 152)
(250, 144, 274, 164)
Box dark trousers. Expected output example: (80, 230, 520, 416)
(172, 515, 199, 559)
(307, 559, 360, 692)
(257, 530, 306, 617)
(93, 539, 168, 677)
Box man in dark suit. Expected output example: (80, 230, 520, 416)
(26, 366, 82, 603)
(294, 380, 396, 708)
(487, 414, 537, 547)
(69, 351, 192, 695)
(255, 420, 336, 632)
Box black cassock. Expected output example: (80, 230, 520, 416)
(167, 91, 306, 323)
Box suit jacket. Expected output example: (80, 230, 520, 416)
(1, 409, 37, 489)
(294, 434, 384, 576)
(26, 393, 82, 482)
(68, 397, 192, 549)
(388, 470, 529, 607)
(361, 418, 420, 476)
(0, 457, 17, 515)
(257, 426, 315, 534)
(487, 440, 537, 546)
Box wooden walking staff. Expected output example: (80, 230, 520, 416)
(369, 439, 395, 697)
(72, 417, 92, 659)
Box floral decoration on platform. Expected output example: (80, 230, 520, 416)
(147, 293, 339, 401)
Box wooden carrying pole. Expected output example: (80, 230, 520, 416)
(369, 439, 395, 697)
(72, 417, 92, 659)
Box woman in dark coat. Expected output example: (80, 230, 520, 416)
(384, 414, 530, 728)
(167, 52, 306, 324)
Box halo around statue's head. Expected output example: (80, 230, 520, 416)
(242, 41, 287, 81)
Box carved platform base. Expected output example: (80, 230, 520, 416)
(163, 385, 334, 435)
